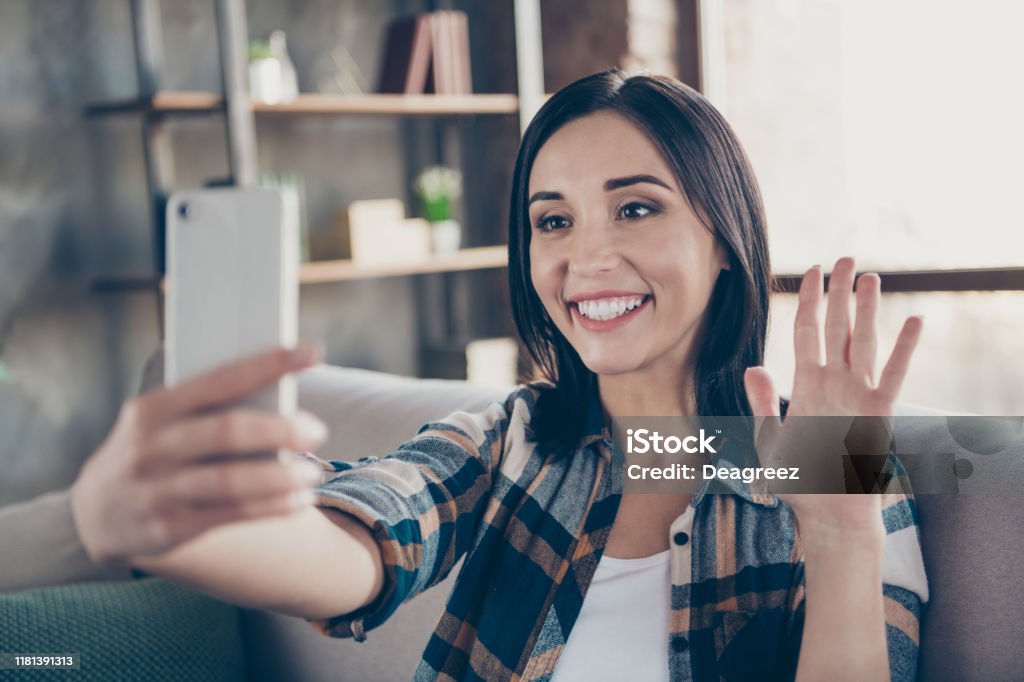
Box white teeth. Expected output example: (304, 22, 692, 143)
(576, 296, 647, 321)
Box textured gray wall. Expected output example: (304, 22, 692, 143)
(0, 1, 433, 505)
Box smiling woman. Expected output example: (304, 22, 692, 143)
(496, 70, 926, 681)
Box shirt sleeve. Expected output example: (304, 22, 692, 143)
(303, 385, 533, 641)
(879, 485, 929, 682)
(784, 455, 929, 682)
(863, 451, 928, 681)
(0, 488, 133, 593)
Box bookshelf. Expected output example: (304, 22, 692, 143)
(88, 0, 542, 375)
(89, 0, 542, 287)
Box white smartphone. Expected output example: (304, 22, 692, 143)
(165, 188, 299, 421)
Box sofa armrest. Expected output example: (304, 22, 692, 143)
(0, 578, 246, 681)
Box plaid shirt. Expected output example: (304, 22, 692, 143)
(307, 385, 928, 681)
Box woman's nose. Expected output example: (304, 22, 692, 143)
(568, 229, 621, 277)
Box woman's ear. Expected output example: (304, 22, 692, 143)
(715, 241, 732, 271)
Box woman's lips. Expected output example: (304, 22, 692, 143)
(570, 296, 652, 332)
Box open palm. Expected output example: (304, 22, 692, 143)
(742, 257, 923, 532)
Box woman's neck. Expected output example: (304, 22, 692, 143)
(597, 368, 697, 420)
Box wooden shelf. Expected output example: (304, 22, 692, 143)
(84, 91, 223, 115)
(300, 245, 508, 282)
(92, 245, 508, 293)
(256, 94, 518, 115)
(85, 91, 521, 117)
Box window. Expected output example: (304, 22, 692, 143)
(701, 0, 1024, 411)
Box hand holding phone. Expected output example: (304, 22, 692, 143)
(70, 346, 327, 566)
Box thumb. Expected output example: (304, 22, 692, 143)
(744, 366, 781, 418)
(744, 366, 783, 470)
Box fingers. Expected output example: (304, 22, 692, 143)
(876, 315, 924, 404)
(849, 272, 881, 382)
(155, 458, 323, 509)
(793, 265, 825, 368)
(144, 409, 328, 469)
(824, 257, 856, 366)
(744, 366, 782, 418)
(745, 367, 783, 469)
(150, 344, 321, 420)
(149, 491, 319, 552)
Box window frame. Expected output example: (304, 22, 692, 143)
(678, 0, 1024, 294)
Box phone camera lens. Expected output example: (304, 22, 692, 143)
(177, 202, 192, 220)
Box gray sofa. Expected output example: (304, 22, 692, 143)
(252, 365, 1024, 681)
(3, 365, 1023, 680)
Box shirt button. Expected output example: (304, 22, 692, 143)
(672, 635, 689, 652)
(673, 531, 689, 546)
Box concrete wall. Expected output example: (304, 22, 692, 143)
(0, 1, 434, 505)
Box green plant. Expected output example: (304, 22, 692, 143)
(248, 39, 273, 62)
(413, 166, 462, 223)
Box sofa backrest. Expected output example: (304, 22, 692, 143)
(240, 365, 1022, 681)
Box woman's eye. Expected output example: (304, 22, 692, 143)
(614, 200, 655, 219)
(536, 214, 570, 232)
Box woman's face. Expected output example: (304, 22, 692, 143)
(528, 111, 729, 379)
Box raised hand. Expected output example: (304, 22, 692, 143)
(70, 345, 328, 566)
(742, 257, 923, 535)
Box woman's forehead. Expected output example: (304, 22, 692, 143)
(529, 112, 677, 193)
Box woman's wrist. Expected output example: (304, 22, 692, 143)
(796, 513, 885, 557)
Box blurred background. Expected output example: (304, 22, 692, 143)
(1, 0, 1022, 505)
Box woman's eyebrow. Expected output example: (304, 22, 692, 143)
(604, 174, 672, 191)
(528, 191, 562, 205)
(528, 174, 671, 206)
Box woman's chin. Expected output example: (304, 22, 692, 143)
(580, 354, 644, 377)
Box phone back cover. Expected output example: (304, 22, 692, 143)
(165, 188, 298, 416)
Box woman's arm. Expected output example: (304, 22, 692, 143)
(55, 343, 385, 619)
(129, 505, 384, 620)
(2, 346, 328, 594)
(796, 518, 889, 681)
(743, 258, 926, 680)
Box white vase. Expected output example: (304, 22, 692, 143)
(431, 219, 462, 254)
(249, 58, 283, 104)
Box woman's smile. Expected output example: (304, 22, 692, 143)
(569, 293, 653, 332)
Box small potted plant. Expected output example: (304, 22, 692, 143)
(248, 31, 298, 104)
(413, 165, 463, 254)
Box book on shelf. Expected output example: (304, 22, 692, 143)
(377, 11, 471, 95)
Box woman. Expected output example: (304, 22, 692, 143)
(87, 70, 927, 681)
(303, 70, 925, 680)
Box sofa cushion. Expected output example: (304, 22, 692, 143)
(0, 578, 245, 681)
(298, 364, 511, 460)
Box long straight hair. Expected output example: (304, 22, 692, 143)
(508, 70, 774, 458)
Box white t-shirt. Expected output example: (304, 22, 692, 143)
(550, 549, 672, 682)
